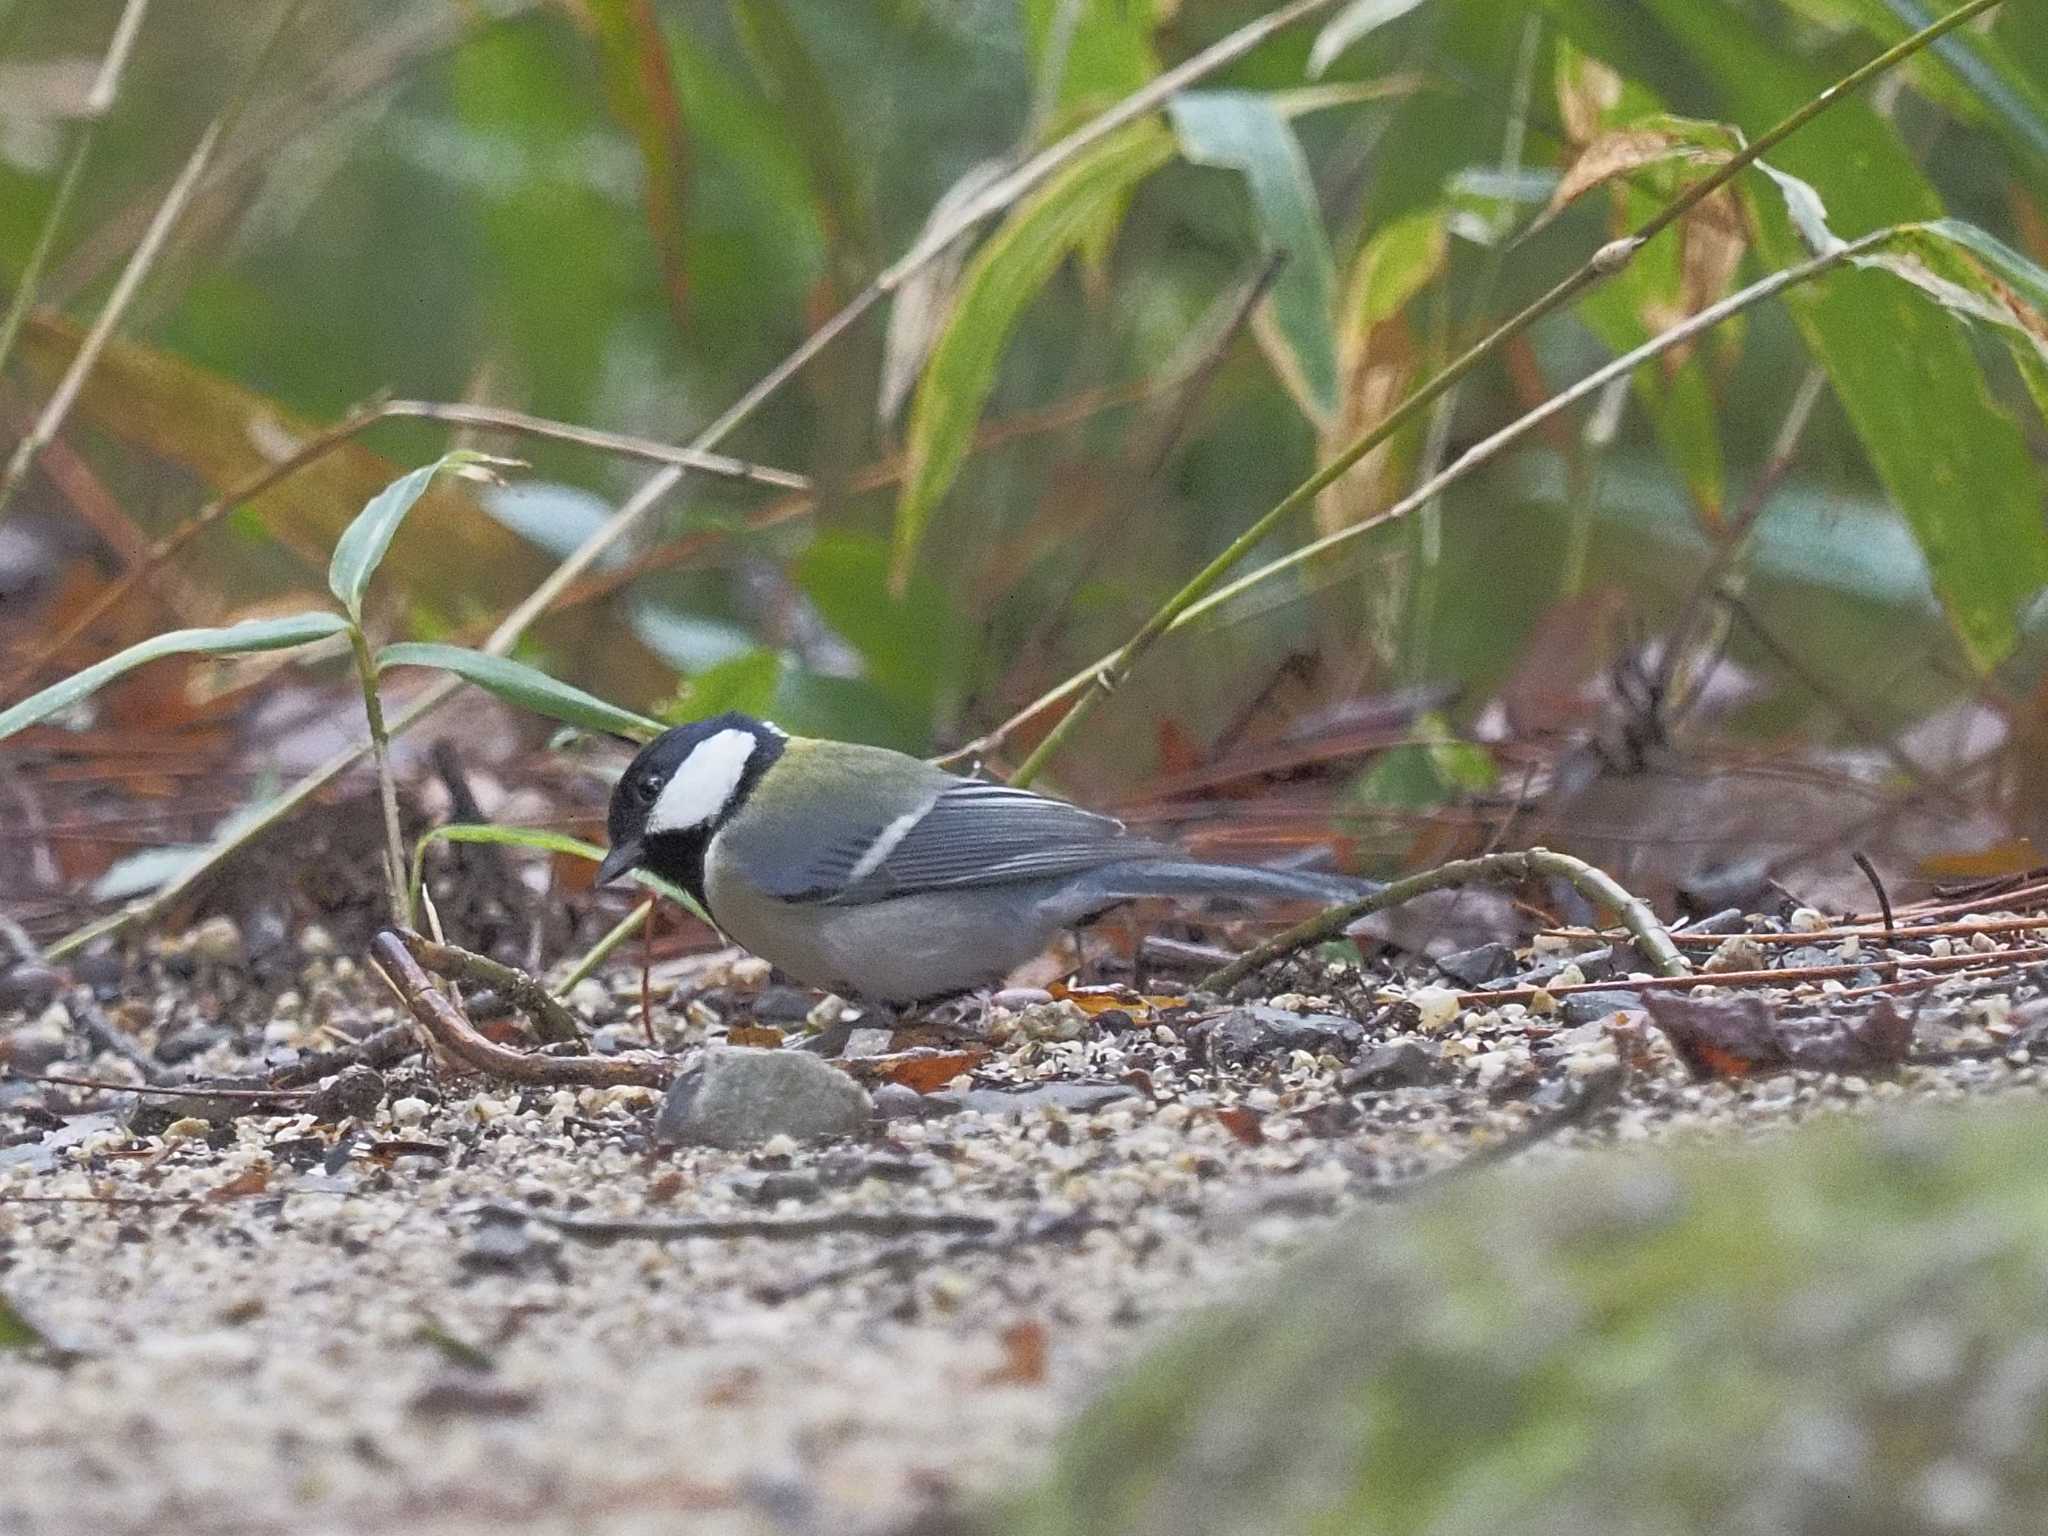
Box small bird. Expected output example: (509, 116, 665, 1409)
(597, 712, 1376, 1006)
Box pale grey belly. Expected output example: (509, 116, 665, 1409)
(703, 861, 1086, 1003)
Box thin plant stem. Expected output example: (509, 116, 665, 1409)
(1406, 11, 1541, 683)
(555, 898, 654, 995)
(1201, 847, 1689, 993)
(346, 625, 410, 926)
(1004, 0, 2006, 786)
(0, 0, 304, 525)
(0, 0, 152, 378)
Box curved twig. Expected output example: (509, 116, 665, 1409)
(370, 930, 672, 1089)
(1200, 848, 1689, 993)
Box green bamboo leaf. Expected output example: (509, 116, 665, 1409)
(0, 613, 349, 744)
(329, 452, 505, 624)
(1308, 0, 1435, 79)
(730, 0, 873, 261)
(1852, 218, 2048, 429)
(1025, 0, 1158, 119)
(1169, 92, 1339, 425)
(376, 643, 661, 741)
(1637, 0, 2048, 670)
(1856, 219, 2048, 363)
(892, 119, 1173, 592)
(1772, 0, 2048, 163)
(665, 647, 786, 722)
(409, 823, 702, 922)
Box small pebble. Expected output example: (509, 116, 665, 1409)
(1409, 987, 1462, 1034)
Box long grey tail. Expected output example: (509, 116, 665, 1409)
(1056, 857, 1379, 918)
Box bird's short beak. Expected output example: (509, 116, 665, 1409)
(595, 839, 644, 886)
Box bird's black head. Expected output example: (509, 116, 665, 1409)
(597, 712, 786, 901)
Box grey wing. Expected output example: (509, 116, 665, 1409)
(807, 781, 1167, 905)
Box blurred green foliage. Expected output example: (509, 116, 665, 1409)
(2, 0, 2045, 814)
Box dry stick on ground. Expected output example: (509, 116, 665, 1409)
(370, 929, 672, 1089)
(43, 0, 1351, 961)
(1469, 944, 2048, 1010)
(1202, 848, 1690, 993)
(264, 1022, 419, 1088)
(3, 397, 809, 696)
(60, 987, 168, 1084)
(5, 1069, 307, 1103)
(397, 931, 584, 1046)
(1391, 1062, 1628, 1195)
(1561, 914, 2048, 948)
(476, 1202, 1001, 1246)
(0, 0, 306, 525)
(998, 0, 2005, 787)
(1852, 850, 1898, 943)
(0, 0, 152, 380)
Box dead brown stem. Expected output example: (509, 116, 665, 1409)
(370, 929, 672, 1089)
(394, 929, 583, 1046)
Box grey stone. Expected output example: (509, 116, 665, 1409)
(306, 1066, 386, 1123)
(923, 1081, 1138, 1117)
(1198, 1007, 1366, 1069)
(0, 963, 62, 1015)
(870, 1082, 931, 1121)
(655, 1047, 873, 1149)
(1436, 943, 1517, 988)
(1560, 990, 1646, 1027)
(1341, 1038, 1440, 1093)
(1676, 860, 1772, 918)
(1679, 907, 1748, 937)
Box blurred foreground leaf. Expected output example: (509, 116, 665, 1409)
(0, 612, 348, 743)
(377, 642, 660, 740)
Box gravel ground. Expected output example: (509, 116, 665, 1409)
(6, 906, 2048, 1536)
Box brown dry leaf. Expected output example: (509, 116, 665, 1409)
(16, 315, 549, 619)
(647, 1169, 685, 1202)
(1048, 981, 1180, 1023)
(862, 1048, 989, 1095)
(1546, 129, 1706, 219)
(726, 1025, 785, 1049)
(1642, 992, 1915, 1081)
(1211, 1105, 1265, 1145)
(983, 1319, 1049, 1386)
(1556, 49, 1625, 146)
(206, 1165, 272, 1202)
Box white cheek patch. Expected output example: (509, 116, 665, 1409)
(646, 728, 757, 834)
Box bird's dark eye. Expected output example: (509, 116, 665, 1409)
(633, 772, 662, 804)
